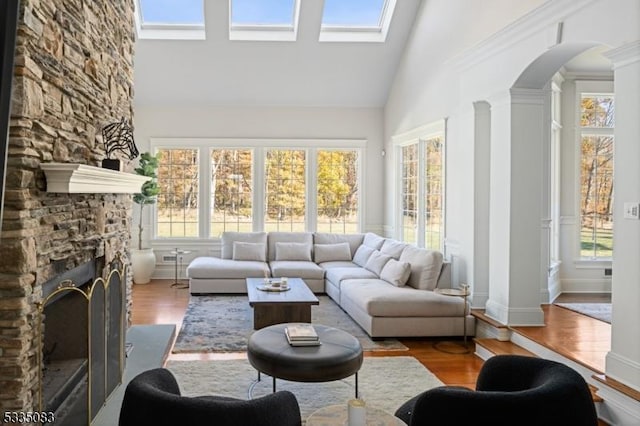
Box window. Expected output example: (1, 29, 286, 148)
(151, 139, 364, 239)
(229, 0, 300, 41)
(135, 0, 205, 40)
(157, 149, 199, 237)
(210, 149, 253, 236)
(424, 137, 443, 250)
(400, 144, 418, 244)
(578, 86, 614, 258)
(264, 149, 306, 232)
(393, 121, 446, 250)
(317, 150, 359, 233)
(319, 0, 397, 42)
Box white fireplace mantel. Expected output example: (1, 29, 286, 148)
(41, 163, 150, 193)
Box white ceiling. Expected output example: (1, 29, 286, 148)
(133, 0, 422, 108)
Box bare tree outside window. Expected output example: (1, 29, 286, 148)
(580, 95, 614, 258)
(156, 149, 199, 237)
(210, 149, 253, 235)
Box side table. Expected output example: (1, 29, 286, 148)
(306, 404, 406, 426)
(433, 285, 471, 354)
(170, 248, 191, 289)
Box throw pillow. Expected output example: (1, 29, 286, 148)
(380, 259, 412, 287)
(364, 250, 392, 276)
(275, 242, 312, 261)
(314, 243, 352, 263)
(399, 246, 444, 290)
(380, 239, 406, 259)
(232, 242, 266, 262)
(352, 245, 375, 267)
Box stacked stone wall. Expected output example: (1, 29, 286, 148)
(0, 0, 135, 413)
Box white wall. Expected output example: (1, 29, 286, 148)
(383, 0, 640, 404)
(133, 105, 385, 275)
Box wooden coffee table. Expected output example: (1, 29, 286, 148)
(246, 278, 319, 329)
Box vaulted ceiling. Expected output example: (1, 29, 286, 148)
(133, 0, 422, 108)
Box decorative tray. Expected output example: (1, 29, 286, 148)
(258, 284, 291, 292)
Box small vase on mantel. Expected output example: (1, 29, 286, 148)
(131, 248, 156, 284)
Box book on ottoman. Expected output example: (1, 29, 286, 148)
(285, 324, 320, 346)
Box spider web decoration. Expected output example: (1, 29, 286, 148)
(102, 117, 139, 160)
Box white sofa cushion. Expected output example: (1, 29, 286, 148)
(341, 279, 466, 317)
(364, 251, 392, 276)
(313, 233, 364, 257)
(269, 261, 325, 279)
(221, 232, 267, 260)
(187, 257, 268, 279)
(325, 267, 378, 287)
(232, 242, 266, 262)
(352, 245, 375, 267)
(314, 242, 352, 263)
(318, 261, 359, 269)
(268, 232, 313, 261)
(380, 239, 407, 259)
(363, 232, 385, 250)
(380, 259, 411, 287)
(275, 242, 312, 261)
(399, 246, 444, 290)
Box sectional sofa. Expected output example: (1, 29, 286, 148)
(186, 231, 474, 338)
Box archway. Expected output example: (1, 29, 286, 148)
(485, 42, 609, 326)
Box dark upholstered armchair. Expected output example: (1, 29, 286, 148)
(119, 368, 302, 426)
(395, 355, 598, 426)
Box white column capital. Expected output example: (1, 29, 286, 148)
(604, 41, 640, 69)
(510, 88, 546, 105)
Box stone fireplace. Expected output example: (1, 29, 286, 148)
(0, 0, 136, 418)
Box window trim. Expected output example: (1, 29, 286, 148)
(229, 0, 301, 42)
(149, 138, 366, 241)
(574, 80, 614, 261)
(134, 0, 206, 40)
(392, 120, 447, 251)
(319, 0, 397, 43)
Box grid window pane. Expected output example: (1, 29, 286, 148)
(581, 95, 615, 128)
(580, 135, 614, 257)
(265, 149, 306, 231)
(401, 144, 418, 245)
(210, 149, 253, 236)
(317, 150, 359, 234)
(425, 137, 443, 251)
(156, 149, 199, 237)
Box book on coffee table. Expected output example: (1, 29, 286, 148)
(285, 324, 320, 346)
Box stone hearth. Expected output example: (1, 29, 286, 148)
(0, 0, 136, 415)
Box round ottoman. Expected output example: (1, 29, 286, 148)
(247, 323, 363, 397)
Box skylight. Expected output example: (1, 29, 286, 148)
(229, 0, 300, 41)
(135, 0, 205, 40)
(322, 0, 387, 28)
(320, 0, 396, 43)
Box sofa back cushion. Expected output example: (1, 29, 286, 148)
(232, 242, 267, 262)
(380, 259, 412, 287)
(399, 246, 444, 290)
(268, 232, 313, 261)
(362, 232, 385, 250)
(313, 233, 364, 257)
(314, 243, 352, 263)
(221, 232, 267, 260)
(380, 239, 407, 260)
(364, 250, 392, 276)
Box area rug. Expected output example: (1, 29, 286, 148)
(167, 356, 441, 422)
(172, 295, 408, 353)
(555, 302, 612, 324)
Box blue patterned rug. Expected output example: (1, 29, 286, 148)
(172, 295, 407, 353)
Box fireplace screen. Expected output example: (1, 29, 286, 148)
(37, 254, 126, 426)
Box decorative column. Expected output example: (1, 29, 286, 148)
(485, 89, 545, 326)
(604, 41, 640, 391)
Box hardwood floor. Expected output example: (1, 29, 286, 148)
(130, 281, 609, 390)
